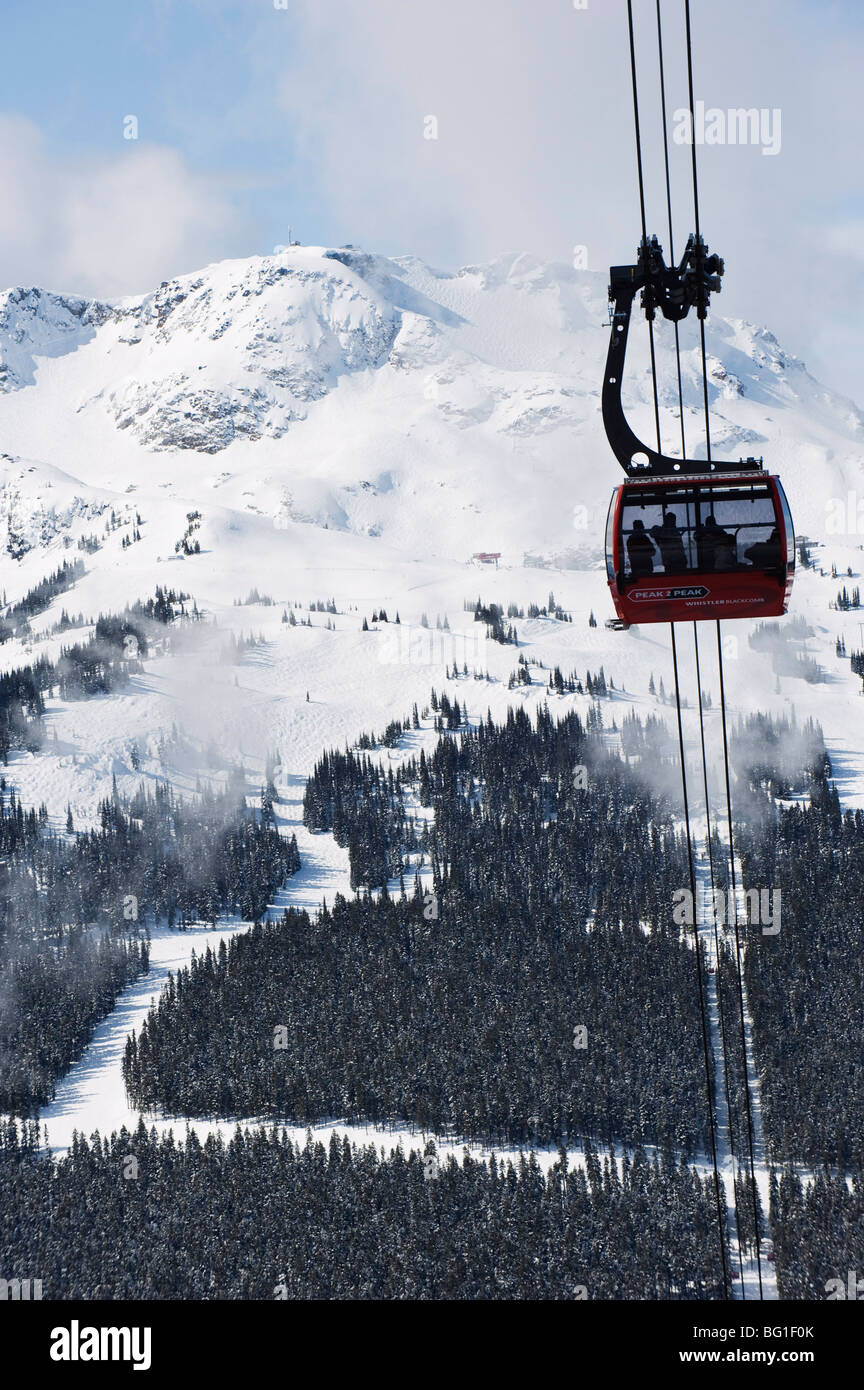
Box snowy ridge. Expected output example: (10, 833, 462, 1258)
(1, 244, 862, 573)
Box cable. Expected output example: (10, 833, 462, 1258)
(684, 0, 766, 1297)
(671, 624, 730, 1298)
(655, 0, 687, 461)
(655, 0, 745, 1290)
(683, 0, 713, 463)
(680, 0, 763, 1294)
(626, 0, 663, 452)
(627, 0, 649, 245)
(693, 624, 746, 1290)
(716, 625, 765, 1296)
(628, 0, 729, 1299)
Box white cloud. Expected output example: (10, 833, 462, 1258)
(272, 0, 864, 401)
(0, 114, 253, 299)
(1, 1, 863, 399)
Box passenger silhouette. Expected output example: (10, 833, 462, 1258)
(744, 527, 783, 569)
(694, 513, 737, 571)
(649, 511, 689, 573)
(626, 518, 655, 577)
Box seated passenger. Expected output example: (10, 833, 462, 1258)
(694, 513, 737, 571)
(626, 519, 655, 577)
(744, 528, 783, 569)
(649, 511, 689, 573)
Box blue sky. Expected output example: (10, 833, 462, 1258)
(2, 0, 315, 252)
(1, 0, 863, 399)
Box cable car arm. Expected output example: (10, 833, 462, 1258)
(601, 235, 761, 478)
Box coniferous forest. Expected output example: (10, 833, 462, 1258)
(0, 775, 299, 1114)
(736, 775, 864, 1167)
(0, 1119, 725, 1300)
(124, 708, 713, 1152)
(2, 671, 863, 1301)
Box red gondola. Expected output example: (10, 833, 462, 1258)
(605, 471, 795, 625)
(600, 236, 796, 625)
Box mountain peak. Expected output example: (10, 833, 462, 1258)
(0, 246, 860, 565)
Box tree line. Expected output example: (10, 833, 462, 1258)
(0, 1119, 725, 1300)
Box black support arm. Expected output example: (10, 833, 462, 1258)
(601, 235, 761, 478)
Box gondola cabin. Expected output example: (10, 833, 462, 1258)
(605, 472, 795, 625)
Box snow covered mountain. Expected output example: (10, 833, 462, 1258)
(4, 244, 864, 1210)
(3, 242, 864, 848)
(1, 244, 861, 581)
